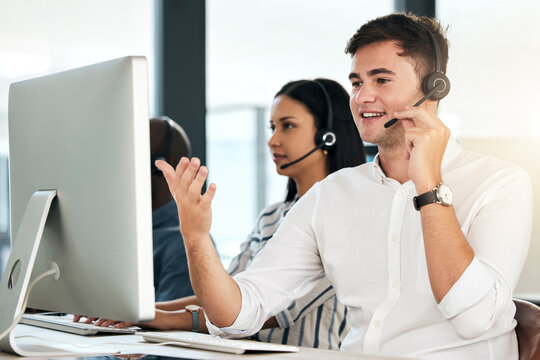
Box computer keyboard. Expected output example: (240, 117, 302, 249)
(139, 331, 299, 354)
(20, 313, 140, 336)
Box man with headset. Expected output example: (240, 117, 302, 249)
(149, 116, 195, 302)
(156, 13, 532, 359)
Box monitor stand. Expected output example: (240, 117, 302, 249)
(0, 190, 58, 355)
(0, 190, 119, 357)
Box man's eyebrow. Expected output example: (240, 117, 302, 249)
(348, 68, 395, 80)
(368, 68, 396, 76)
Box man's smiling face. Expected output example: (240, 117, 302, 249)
(348, 40, 423, 149)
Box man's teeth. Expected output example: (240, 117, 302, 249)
(362, 112, 385, 118)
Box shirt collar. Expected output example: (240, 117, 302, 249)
(152, 199, 178, 228)
(370, 137, 463, 184)
(371, 153, 386, 184)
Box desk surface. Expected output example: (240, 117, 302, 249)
(0, 324, 421, 360)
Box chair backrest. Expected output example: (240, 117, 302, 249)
(514, 298, 540, 360)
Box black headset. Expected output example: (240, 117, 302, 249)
(384, 24, 451, 128)
(279, 80, 337, 170)
(421, 25, 451, 101)
(313, 80, 337, 151)
(151, 116, 173, 175)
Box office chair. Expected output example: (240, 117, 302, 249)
(514, 298, 540, 360)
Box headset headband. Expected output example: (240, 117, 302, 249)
(312, 80, 334, 134)
(423, 26, 441, 73)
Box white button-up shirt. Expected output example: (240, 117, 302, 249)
(208, 139, 532, 359)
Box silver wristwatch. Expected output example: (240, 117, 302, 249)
(413, 183, 453, 211)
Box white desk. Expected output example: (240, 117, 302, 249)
(0, 324, 422, 360)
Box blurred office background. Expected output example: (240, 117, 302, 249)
(1, 0, 539, 295)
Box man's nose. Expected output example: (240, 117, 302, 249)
(353, 84, 375, 104)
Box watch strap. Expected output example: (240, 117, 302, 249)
(185, 305, 200, 332)
(413, 189, 438, 211)
(191, 310, 199, 332)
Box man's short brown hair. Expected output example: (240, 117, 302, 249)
(345, 13, 449, 81)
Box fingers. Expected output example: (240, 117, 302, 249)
(113, 321, 134, 328)
(394, 105, 444, 130)
(92, 318, 123, 327)
(188, 165, 208, 201)
(84, 316, 97, 324)
(157, 156, 211, 196)
(201, 182, 217, 207)
(179, 158, 214, 202)
(157, 157, 215, 210)
(100, 319, 118, 327)
(155, 159, 177, 187)
(393, 106, 424, 127)
(175, 156, 191, 175)
(73, 314, 97, 324)
(72, 314, 123, 328)
(179, 157, 200, 194)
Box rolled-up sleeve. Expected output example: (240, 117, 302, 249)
(438, 169, 532, 339)
(207, 278, 274, 337)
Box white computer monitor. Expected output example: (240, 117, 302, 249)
(0, 57, 155, 353)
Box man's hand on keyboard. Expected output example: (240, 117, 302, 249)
(114, 309, 207, 331)
(73, 314, 98, 324)
(75, 309, 208, 332)
(72, 314, 130, 328)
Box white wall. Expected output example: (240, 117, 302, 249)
(0, 0, 154, 275)
(206, 0, 394, 108)
(0, 0, 154, 155)
(437, 0, 540, 138)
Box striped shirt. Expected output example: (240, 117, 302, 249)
(227, 200, 349, 349)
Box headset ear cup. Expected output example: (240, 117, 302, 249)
(422, 72, 451, 101)
(315, 129, 336, 151)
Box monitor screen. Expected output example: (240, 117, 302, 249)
(5, 56, 155, 322)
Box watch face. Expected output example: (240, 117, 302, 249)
(186, 304, 201, 312)
(437, 184, 453, 205)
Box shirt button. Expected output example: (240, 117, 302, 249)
(374, 320, 381, 327)
(398, 190, 405, 197)
(390, 234, 398, 242)
(391, 281, 398, 288)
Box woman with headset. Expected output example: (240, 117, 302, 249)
(94, 78, 366, 349)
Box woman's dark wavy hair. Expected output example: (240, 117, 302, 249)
(274, 78, 366, 202)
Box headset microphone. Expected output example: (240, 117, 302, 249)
(280, 133, 335, 170)
(384, 24, 450, 129)
(383, 83, 443, 128)
(278, 80, 337, 170)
